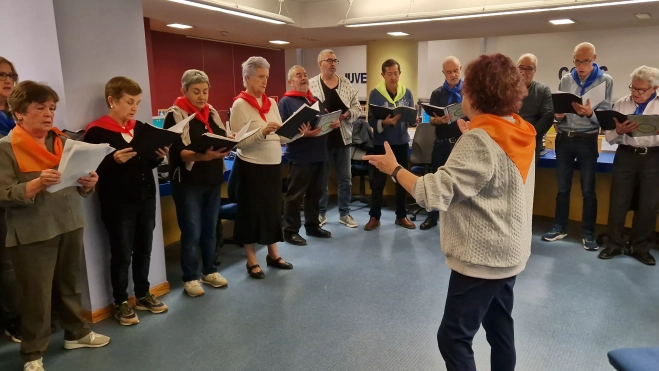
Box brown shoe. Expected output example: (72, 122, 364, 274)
(395, 217, 416, 229)
(364, 217, 380, 231)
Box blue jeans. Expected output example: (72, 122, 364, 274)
(171, 182, 221, 282)
(319, 146, 352, 217)
(428, 139, 457, 220)
(554, 134, 599, 233)
(437, 271, 517, 371)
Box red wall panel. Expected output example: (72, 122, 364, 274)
(146, 29, 286, 118)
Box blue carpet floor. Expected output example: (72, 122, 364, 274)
(1, 201, 658, 370)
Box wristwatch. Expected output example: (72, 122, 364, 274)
(391, 165, 404, 184)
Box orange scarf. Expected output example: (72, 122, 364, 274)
(10, 125, 67, 173)
(469, 113, 536, 183)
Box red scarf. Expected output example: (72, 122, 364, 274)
(283, 89, 317, 104)
(174, 96, 212, 133)
(85, 115, 136, 137)
(234, 91, 271, 121)
(10, 125, 68, 172)
(469, 113, 536, 183)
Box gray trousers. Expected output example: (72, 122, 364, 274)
(8, 228, 90, 362)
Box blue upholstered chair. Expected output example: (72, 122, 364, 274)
(608, 347, 659, 370)
(215, 160, 240, 265)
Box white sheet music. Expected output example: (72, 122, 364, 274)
(582, 82, 606, 108)
(47, 140, 114, 193)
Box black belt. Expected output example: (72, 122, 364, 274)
(557, 131, 598, 138)
(618, 144, 659, 155)
(436, 137, 459, 144)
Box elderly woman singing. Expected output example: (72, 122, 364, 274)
(0, 81, 110, 371)
(365, 54, 536, 371)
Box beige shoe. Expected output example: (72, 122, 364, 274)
(135, 293, 168, 314)
(24, 359, 44, 371)
(201, 272, 228, 288)
(184, 280, 205, 297)
(64, 332, 110, 350)
(114, 302, 139, 326)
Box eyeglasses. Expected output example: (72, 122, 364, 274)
(0, 72, 18, 81)
(573, 59, 593, 66)
(517, 66, 536, 73)
(629, 84, 653, 94)
(321, 59, 340, 65)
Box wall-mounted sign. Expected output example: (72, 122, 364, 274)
(345, 72, 367, 84)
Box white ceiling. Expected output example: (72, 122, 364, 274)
(142, 0, 659, 48)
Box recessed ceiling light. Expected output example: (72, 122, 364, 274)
(549, 18, 575, 25)
(387, 31, 410, 36)
(269, 40, 290, 44)
(167, 23, 193, 29)
(635, 12, 651, 18)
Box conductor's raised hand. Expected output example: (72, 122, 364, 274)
(362, 142, 399, 176)
(114, 147, 137, 164)
(382, 114, 401, 126)
(262, 122, 281, 136)
(457, 119, 470, 134)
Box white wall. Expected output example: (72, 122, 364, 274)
(485, 26, 659, 99)
(301, 45, 368, 100)
(52, 0, 167, 311)
(0, 0, 70, 129)
(418, 38, 483, 98)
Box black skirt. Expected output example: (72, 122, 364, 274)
(233, 157, 284, 245)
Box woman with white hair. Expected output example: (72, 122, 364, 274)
(230, 56, 309, 279)
(599, 65, 659, 265)
(164, 69, 230, 297)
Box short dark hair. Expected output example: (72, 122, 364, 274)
(463, 54, 527, 116)
(381, 59, 401, 73)
(8, 81, 60, 119)
(105, 76, 142, 108)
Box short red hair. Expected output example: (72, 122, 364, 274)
(463, 54, 527, 116)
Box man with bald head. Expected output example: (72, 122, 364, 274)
(541, 42, 613, 251)
(517, 53, 554, 160)
(420, 56, 465, 230)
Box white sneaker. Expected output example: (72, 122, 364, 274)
(339, 214, 358, 228)
(63, 332, 110, 350)
(319, 215, 327, 226)
(201, 272, 228, 288)
(24, 359, 44, 371)
(184, 280, 205, 297)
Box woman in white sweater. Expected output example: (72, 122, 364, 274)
(230, 56, 309, 279)
(365, 54, 536, 371)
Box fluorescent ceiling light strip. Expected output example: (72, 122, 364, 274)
(345, 0, 659, 27)
(170, 0, 287, 25)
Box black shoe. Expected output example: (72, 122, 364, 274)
(598, 247, 622, 259)
(582, 232, 599, 251)
(266, 255, 293, 269)
(420, 216, 437, 230)
(284, 233, 307, 246)
(305, 226, 331, 238)
(627, 251, 656, 266)
(4, 319, 21, 343)
(246, 263, 265, 279)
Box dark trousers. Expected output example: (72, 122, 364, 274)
(0, 207, 20, 328)
(606, 149, 659, 253)
(100, 198, 156, 305)
(8, 229, 90, 362)
(554, 134, 599, 233)
(283, 162, 325, 235)
(172, 182, 221, 282)
(428, 139, 457, 221)
(438, 271, 517, 371)
(369, 143, 409, 220)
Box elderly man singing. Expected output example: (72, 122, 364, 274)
(599, 66, 659, 265)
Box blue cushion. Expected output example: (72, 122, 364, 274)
(218, 203, 238, 220)
(608, 347, 659, 371)
(352, 163, 369, 172)
(410, 166, 425, 175)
